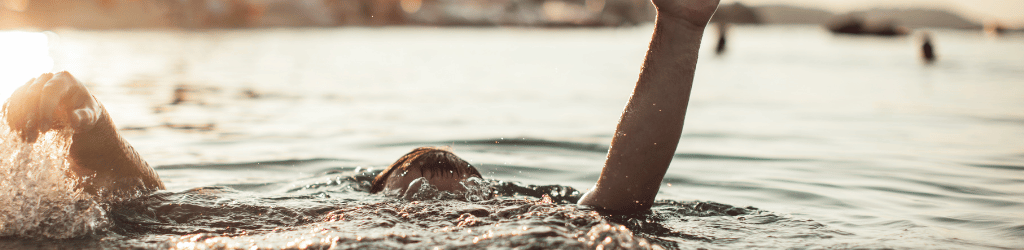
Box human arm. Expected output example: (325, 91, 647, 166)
(577, 0, 719, 213)
(4, 72, 164, 198)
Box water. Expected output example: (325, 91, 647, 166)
(0, 25, 1022, 249)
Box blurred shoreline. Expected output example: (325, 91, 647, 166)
(0, 0, 656, 30)
(1, 0, 1017, 32)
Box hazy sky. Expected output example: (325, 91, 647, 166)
(724, 0, 1024, 26)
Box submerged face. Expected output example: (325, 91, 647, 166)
(371, 147, 481, 196)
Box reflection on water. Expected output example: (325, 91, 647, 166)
(0, 26, 1022, 249)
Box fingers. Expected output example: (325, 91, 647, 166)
(4, 78, 36, 130)
(54, 72, 103, 132)
(39, 72, 76, 132)
(21, 74, 56, 142)
(71, 108, 98, 132)
(2, 73, 68, 143)
(25, 74, 55, 142)
(2, 71, 102, 143)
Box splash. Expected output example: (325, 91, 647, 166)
(0, 122, 108, 239)
(93, 167, 851, 249)
(397, 177, 495, 202)
(159, 197, 662, 250)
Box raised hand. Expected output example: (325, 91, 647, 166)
(4, 71, 104, 143)
(578, 0, 719, 213)
(3, 71, 163, 197)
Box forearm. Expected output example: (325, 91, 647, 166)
(69, 107, 164, 197)
(579, 16, 707, 213)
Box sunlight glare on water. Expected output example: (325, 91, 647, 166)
(0, 31, 54, 100)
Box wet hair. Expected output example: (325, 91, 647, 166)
(370, 147, 481, 194)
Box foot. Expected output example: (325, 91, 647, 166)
(4, 71, 104, 143)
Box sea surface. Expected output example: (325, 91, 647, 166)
(0, 25, 1022, 249)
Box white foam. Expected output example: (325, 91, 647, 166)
(393, 177, 495, 202)
(0, 123, 108, 239)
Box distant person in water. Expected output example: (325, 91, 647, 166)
(1, 0, 720, 214)
(920, 32, 936, 64)
(715, 22, 728, 55)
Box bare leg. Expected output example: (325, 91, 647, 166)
(577, 0, 719, 213)
(4, 71, 163, 198)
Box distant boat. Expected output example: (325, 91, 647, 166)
(825, 14, 908, 36)
(985, 21, 1007, 36)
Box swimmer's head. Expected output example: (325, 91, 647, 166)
(370, 147, 482, 195)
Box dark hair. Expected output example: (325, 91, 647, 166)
(370, 147, 481, 193)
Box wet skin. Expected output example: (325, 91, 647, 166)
(374, 0, 721, 213)
(577, 0, 719, 213)
(3, 71, 164, 198)
(2, 0, 720, 214)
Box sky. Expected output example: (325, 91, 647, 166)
(724, 0, 1024, 27)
